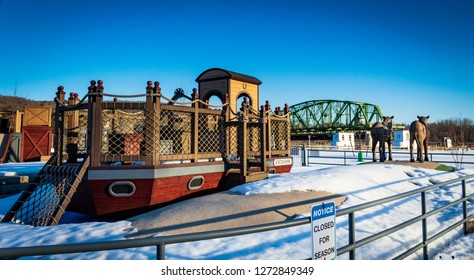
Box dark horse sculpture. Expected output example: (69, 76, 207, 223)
(409, 115, 429, 162)
(371, 116, 394, 162)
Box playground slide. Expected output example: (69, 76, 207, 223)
(0, 133, 13, 163)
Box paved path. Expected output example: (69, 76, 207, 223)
(367, 160, 452, 170)
(127, 190, 345, 238)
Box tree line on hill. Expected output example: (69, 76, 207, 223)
(0, 95, 55, 112)
(1, 93, 473, 147)
(426, 118, 474, 146)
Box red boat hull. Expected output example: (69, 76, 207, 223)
(68, 157, 293, 216)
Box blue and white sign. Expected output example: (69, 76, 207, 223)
(311, 201, 337, 260)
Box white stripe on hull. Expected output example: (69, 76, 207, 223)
(88, 164, 226, 180)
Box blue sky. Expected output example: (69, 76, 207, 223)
(0, 0, 473, 124)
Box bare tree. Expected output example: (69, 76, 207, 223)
(0, 82, 46, 112)
(448, 117, 471, 168)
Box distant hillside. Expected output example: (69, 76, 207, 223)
(0, 95, 55, 112)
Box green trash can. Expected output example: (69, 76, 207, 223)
(358, 152, 364, 162)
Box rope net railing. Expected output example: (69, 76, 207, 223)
(101, 109, 146, 161)
(53, 81, 291, 167)
(1, 155, 90, 226)
(97, 102, 228, 164)
(60, 109, 89, 161)
(270, 116, 290, 155)
(197, 112, 226, 156)
(93, 100, 291, 165)
(247, 121, 263, 169)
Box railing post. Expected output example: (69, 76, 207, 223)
(307, 146, 310, 167)
(66, 93, 79, 163)
(421, 191, 428, 259)
(145, 81, 161, 166)
(284, 104, 291, 156)
(239, 99, 249, 181)
(239, 112, 248, 181)
(192, 89, 199, 163)
(224, 93, 231, 157)
(275, 107, 282, 151)
(154, 82, 162, 163)
(88, 80, 103, 167)
(156, 243, 165, 260)
(462, 179, 468, 235)
(260, 106, 267, 172)
(265, 101, 272, 158)
(54, 86, 66, 165)
(302, 144, 307, 166)
(348, 212, 356, 260)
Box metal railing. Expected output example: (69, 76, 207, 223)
(1, 174, 473, 260)
(337, 174, 474, 259)
(291, 146, 474, 168)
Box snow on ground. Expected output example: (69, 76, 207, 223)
(0, 161, 44, 177)
(0, 158, 473, 261)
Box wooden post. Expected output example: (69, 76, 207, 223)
(145, 81, 161, 166)
(154, 81, 162, 165)
(225, 93, 230, 122)
(265, 100, 272, 158)
(239, 110, 248, 182)
(284, 103, 291, 156)
(260, 105, 267, 172)
(66, 93, 79, 163)
(241, 97, 249, 115)
(145, 81, 154, 165)
(14, 110, 22, 133)
(88, 80, 103, 167)
(224, 93, 231, 157)
(275, 107, 282, 151)
(54, 86, 66, 165)
(192, 88, 199, 163)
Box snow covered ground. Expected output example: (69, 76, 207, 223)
(0, 150, 473, 277)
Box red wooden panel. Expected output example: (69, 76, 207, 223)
(21, 126, 52, 162)
(89, 178, 154, 215)
(124, 133, 144, 155)
(86, 171, 226, 216)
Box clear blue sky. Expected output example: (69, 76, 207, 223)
(1, 0, 473, 124)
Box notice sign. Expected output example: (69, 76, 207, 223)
(311, 201, 336, 260)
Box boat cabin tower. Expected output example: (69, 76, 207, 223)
(196, 68, 261, 117)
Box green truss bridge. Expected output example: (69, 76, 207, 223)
(289, 99, 384, 134)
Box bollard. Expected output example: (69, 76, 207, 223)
(302, 145, 307, 166)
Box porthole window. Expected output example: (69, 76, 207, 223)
(188, 176, 204, 190)
(108, 181, 136, 197)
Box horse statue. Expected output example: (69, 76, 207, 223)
(409, 115, 430, 162)
(371, 116, 394, 162)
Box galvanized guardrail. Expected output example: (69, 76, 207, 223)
(0, 175, 474, 260)
(291, 146, 474, 167)
(337, 174, 474, 259)
(0, 174, 473, 260)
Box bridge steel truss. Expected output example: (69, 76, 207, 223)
(289, 100, 384, 133)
